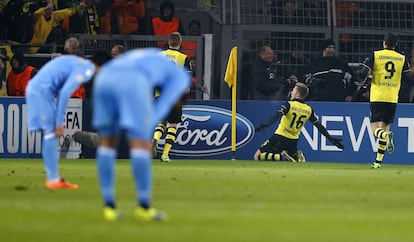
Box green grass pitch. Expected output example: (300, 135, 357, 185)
(1, 159, 414, 242)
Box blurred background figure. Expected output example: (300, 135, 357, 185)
(62, 0, 102, 38)
(101, 0, 146, 35)
(284, 41, 309, 76)
(182, 19, 202, 99)
(302, 38, 356, 102)
(63, 37, 80, 55)
(110, 44, 125, 57)
(249, 45, 286, 100)
(28, 2, 82, 54)
(2, 0, 39, 53)
(0, 48, 9, 96)
(7, 53, 37, 96)
(151, 0, 185, 48)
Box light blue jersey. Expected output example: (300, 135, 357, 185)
(92, 48, 191, 140)
(26, 55, 95, 132)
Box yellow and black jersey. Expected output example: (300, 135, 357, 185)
(155, 48, 190, 97)
(275, 100, 318, 139)
(362, 49, 410, 103)
(160, 48, 190, 68)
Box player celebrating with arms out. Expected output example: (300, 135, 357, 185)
(254, 82, 344, 162)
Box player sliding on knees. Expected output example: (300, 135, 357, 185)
(254, 82, 344, 162)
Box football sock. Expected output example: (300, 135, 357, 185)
(374, 128, 388, 139)
(131, 148, 152, 209)
(376, 139, 386, 162)
(42, 133, 59, 181)
(162, 127, 177, 157)
(97, 146, 117, 208)
(153, 123, 166, 141)
(259, 152, 281, 161)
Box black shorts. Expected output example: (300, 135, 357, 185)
(370, 102, 396, 124)
(259, 134, 298, 155)
(166, 103, 183, 123)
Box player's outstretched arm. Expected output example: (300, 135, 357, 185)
(255, 112, 282, 132)
(313, 122, 344, 149)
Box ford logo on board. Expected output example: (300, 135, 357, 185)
(157, 105, 254, 156)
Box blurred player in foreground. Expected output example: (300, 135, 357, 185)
(26, 51, 111, 190)
(360, 32, 411, 168)
(92, 48, 191, 221)
(254, 82, 344, 162)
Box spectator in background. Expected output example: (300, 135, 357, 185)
(182, 20, 202, 99)
(151, 0, 185, 48)
(0, 0, 8, 40)
(181, 19, 201, 58)
(335, 1, 358, 48)
(0, 49, 8, 96)
(7, 53, 37, 96)
(302, 38, 356, 102)
(271, 0, 303, 25)
(303, 0, 326, 25)
(62, 0, 101, 37)
(63, 36, 80, 55)
(110, 44, 125, 57)
(61, 37, 87, 99)
(2, 0, 39, 53)
(28, 2, 82, 54)
(284, 41, 309, 76)
(0, 0, 6, 14)
(45, 0, 66, 49)
(101, 0, 146, 35)
(249, 45, 286, 100)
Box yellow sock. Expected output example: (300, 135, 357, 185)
(162, 143, 172, 158)
(376, 138, 386, 162)
(259, 152, 281, 161)
(153, 123, 166, 140)
(374, 128, 388, 139)
(162, 127, 177, 157)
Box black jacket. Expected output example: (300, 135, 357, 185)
(302, 56, 356, 102)
(249, 59, 285, 100)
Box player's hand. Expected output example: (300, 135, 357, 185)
(255, 123, 267, 132)
(330, 138, 344, 149)
(55, 125, 65, 137)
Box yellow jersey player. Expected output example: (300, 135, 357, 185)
(254, 82, 343, 162)
(152, 32, 191, 162)
(360, 32, 411, 168)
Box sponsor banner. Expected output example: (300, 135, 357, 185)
(0, 97, 82, 158)
(155, 105, 254, 156)
(2, 98, 413, 164)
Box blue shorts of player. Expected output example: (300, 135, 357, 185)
(26, 84, 56, 133)
(92, 70, 153, 140)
